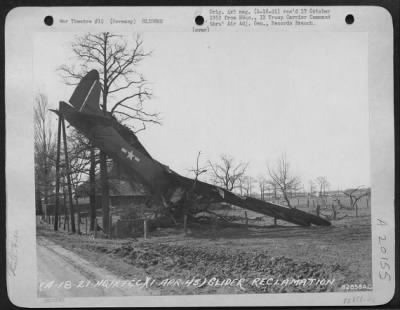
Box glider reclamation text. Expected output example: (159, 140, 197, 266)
(57, 70, 331, 227)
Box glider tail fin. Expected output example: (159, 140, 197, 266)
(69, 70, 103, 116)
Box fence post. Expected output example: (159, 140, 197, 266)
(144, 219, 147, 240)
(94, 217, 97, 238)
(77, 204, 81, 234)
(332, 204, 336, 220)
(85, 216, 88, 234)
(109, 215, 113, 239)
(184, 214, 188, 236)
(244, 211, 249, 230)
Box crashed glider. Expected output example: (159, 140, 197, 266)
(57, 70, 331, 227)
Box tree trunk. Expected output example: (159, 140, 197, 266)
(89, 146, 96, 231)
(100, 151, 110, 234)
(284, 194, 292, 208)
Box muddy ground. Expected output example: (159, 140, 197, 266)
(37, 213, 372, 295)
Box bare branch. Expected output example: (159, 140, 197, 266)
(208, 155, 248, 192)
(267, 154, 300, 208)
(58, 32, 158, 128)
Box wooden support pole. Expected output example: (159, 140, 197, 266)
(144, 219, 147, 240)
(100, 151, 110, 235)
(54, 115, 62, 231)
(89, 146, 96, 231)
(61, 117, 76, 233)
(44, 203, 47, 223)
(63, 193, 67, 231)
(85, 216, 88, 235)
(245, 211, 249, 229)
(76, 197, 80, 234)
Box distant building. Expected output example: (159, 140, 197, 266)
(44, 162, 150, 216)
(75, 163, 150, 216)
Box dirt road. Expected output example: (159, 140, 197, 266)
(37, 236, 154, 298)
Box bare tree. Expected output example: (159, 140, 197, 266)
(208, 155, 248, 192)
(257, 175, 268, 201)
(342, 186, 370, 217)
(237, 176, 245, 196)
(58, 33, 158, 128)
(64, 129, 102, 232)
(315, 176, 330, 197)
(268, 181, 278, 200)
(308, 180, 316, 197)
(268, 154, 301, 208)
(58, 32, 159, 234)
(34, 93, 56, 217)
(185, 151, 208, 215)
(242, 175, 255, 196)
(66, 129, 102, 233)
(189, 151, 208, 183)
(237, 174, 250, 196)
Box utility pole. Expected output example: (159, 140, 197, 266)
(61, 117, 76, 233)
(53, 109, 76, 233)
(54, 115, 62, 231)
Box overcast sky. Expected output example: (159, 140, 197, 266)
(34, 31, 369, 190)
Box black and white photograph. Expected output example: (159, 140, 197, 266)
(5, 6, 395, 307)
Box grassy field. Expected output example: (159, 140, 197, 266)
(37, 201, 372, 295)
(268, 194, 370, 215)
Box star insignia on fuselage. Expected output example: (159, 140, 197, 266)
(121, 147, 140, 162)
